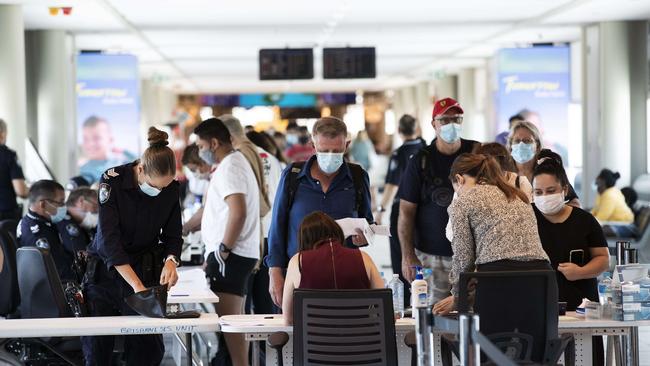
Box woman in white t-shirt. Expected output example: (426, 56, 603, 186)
(194, 118, 261, 366)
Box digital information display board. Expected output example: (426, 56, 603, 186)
(259, 48, 314, 80)
(323, 47, 376, 79)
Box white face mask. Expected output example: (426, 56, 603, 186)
(534, 193, 566, 215)
(80, 212, 98, 230)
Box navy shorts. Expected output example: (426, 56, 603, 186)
(205, 251, 257, 297)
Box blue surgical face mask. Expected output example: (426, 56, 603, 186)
(316, 152, 344, 174)
(439, 123, 462, 143)
(140, 181, 162, 197)
(286, 134, 299, 146)
(199, 147, 216, 166)
(511, 142, 536, 164)
(50, 205, 67, 223)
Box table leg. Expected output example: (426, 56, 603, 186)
(185, 333, 192, 366)
(252, 340, 260, 366)
(627, 327, 639, 366)
(614, 335, 624, 366)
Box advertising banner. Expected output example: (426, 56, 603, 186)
(76, 54, 139, 184)
(496, 46, 571, 163)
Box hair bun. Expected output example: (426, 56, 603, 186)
(147, 127, 169, 148)
(614, 172, 621, 179)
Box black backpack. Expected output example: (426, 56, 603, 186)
(284, 161, 365, 214)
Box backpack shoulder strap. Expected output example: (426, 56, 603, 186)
(285, 162, 306, 210)
(346, 162, 365, 213)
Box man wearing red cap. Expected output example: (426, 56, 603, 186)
(397, 97, 479, 306)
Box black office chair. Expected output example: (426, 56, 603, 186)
(0, 228, 19, 318)
(0, 219, 18, 247)
(14, 247, 81, 365)
(453, 270, 572, 365)
(292, 288, 398, 366)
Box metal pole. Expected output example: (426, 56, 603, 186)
(415, 307, 434, 366)
(472, 314, 481, 366)
(627, 327, 639, 366)
(459, 314, 470, 366)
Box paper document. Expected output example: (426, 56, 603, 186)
(335, 218, 390, 246)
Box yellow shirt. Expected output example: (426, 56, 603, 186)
(591, 187, 634, 224)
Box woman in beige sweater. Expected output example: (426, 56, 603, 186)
(433, 153, 550, 315)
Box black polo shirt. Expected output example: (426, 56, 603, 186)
(0, 144, 24, 213)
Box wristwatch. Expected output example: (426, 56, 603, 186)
(377, 205, 386, 213)
(219, 243, 232, 253)
(165, 255, 181, 267)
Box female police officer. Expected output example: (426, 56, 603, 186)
(82, 127, 182, 366)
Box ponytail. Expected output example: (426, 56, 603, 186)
(450, 153, 529, 203)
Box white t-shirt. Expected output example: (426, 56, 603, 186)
(201, 151, 260, 259)
(256, 146, 282, 238)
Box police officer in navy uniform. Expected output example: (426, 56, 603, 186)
(81, 128, 182, 366)
(17, 180, 76, 282)
(375, 114, 426, 305)
(57, 188, 99, 254)
(0, 118, 28, 220)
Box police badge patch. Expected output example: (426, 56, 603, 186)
(66, 223, 79, 237)
(36, 238, 49, 249)
(99, 183, 111, 204)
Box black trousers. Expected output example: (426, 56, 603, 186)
(389, 201, 411, 305)
(81, 261, 164, 366)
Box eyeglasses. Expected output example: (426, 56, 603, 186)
(512, 138, 536, 145)
(434, 115, 463, 125)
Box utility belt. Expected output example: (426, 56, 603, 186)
(83, 245, 166, 288)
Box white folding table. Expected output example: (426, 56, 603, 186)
(0, 314, 220, 366)
(219, 312, 649, 366)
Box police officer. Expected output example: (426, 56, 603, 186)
(17, 180, 76, 282)
(375, 114, 425, 305)
(82, 127, 182, 366)
(0, 118, 28, 220)
(59, 187, 99, 252)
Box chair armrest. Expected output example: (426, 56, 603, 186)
(267, 331, 289, 350)
(543, 334, 574, 365)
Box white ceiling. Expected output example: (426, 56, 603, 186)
(11, 0, 650, 93)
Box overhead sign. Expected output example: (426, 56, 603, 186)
(323, 47, 376, 79)
(259, 48, 314, 80)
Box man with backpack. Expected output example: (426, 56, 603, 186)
(265, 117, 374, 307)
(398, 98, 479, 305)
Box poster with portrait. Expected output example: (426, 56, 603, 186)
(76, 54, 140, 184)
(496, 46, 571, 164)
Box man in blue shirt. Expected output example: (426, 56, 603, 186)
(398, 98, 479, 305)
(266, 117, 374, 307)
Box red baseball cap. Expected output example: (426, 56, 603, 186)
(432, 97, 464, 119)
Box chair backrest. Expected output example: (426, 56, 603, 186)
(634, 174, 650, 202)
(293, 289, 397, 366)
(458, 270, 558, 363)
(0, 220, 18, 247)
(0, 228, 20, 316)
(16, 246, 71, 318)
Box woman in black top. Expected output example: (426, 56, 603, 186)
(532, 156, 609, 365)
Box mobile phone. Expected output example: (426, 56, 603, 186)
(569, 249, 584, 265)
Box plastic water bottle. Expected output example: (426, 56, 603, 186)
(598, 272, 612, 305)
(388, 274, 404, 318)
(411, 267, 428, 309)
(422, 268, 435, 306)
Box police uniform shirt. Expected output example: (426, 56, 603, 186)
(87, 163, 182, 269)
(0, 144, 25, 213)
(56, 216, 90, 254)
(17, 210, 76, 281)
(385, 138, 427, 188)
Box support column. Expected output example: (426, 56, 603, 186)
(0, 5, 28, 164)
(25, 30, 77, 182)
(582, 21, 649, 205)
